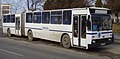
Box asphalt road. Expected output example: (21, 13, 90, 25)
(0, 36, 107, 59)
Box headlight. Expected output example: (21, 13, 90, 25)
(109, 39, 111, 41)
(93, 41, 96, 43)
(110, 34, 112, 36)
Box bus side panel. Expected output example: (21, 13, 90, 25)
(9, 23, 15, 34)
(3, 23, 7, 34)
(3, 23, 15, 34)
(25, 23, 43, 39)
(50, 25, 72, 42)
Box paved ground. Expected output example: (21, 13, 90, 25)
(0, 36, 110, 59)
(0, 34, 120, 59)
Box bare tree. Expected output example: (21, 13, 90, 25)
(85, 0, 96, 7)
(27, 0, 46, 11)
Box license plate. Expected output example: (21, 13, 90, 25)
(101, 43, 106, 46)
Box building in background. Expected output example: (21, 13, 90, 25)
(0, 0, 11, 34)
(0, 4, 11, 15)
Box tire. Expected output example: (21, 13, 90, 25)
(7, 28, 11, 37)
(62, 34, 71, 48)
(27, 31, 33, 41)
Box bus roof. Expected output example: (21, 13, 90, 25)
(31, 7, 110, 12)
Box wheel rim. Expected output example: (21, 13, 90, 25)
(62, 35, 70, 48)
(64, 37, 69, 45)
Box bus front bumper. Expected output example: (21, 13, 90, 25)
(88, 38, 114, 48)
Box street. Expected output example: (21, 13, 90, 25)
(0, 35, 107, 59)
(0, 34, 120, 59)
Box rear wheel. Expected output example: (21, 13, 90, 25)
(62, 35, 71, 48)
(27, 31, 33, 41)
(7, 28, 11, 37)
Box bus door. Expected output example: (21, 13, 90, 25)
(73, 15, 86, 46)
(15, 17, 20, 35)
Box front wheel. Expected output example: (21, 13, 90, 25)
(27, 31, 33, 41)
(61, 35, 71, 48)
(7, 28, 11, 37)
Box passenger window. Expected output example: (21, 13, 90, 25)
(33, 12, 41, 23)
(42, 12, 50, 24)
(51, 11, 62, 24)
(11, 15, 15, 23)
(3, 16, 7, 23)
(6, 15, 10, 23)
(63, 10, 72, 25)
(26, 13, 33, 23)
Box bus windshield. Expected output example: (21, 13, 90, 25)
(91, 14, 112, 31)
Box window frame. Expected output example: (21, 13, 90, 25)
(63, 10, 72, 25)
(3, 15, 7, 23)
(42, 12, 50, 24)
(6, 15, 11, 23)
(26, 13, 33, 23)
(10, 15, 15, 23)
(51, 11, 62, 24)
(33, 12, 41, 23)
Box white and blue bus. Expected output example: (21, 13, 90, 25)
(2, 7, 113, 49)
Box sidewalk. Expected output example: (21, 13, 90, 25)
(114, 33, 120, 43)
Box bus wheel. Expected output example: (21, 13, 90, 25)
(7, 28, 11, 37)
(62, 35, 71, 48)
(28, 31, 33, 41)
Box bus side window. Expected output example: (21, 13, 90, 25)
(33, 12, 41, 23)
(11, 15, 15, 23)
(7, 15, 11, 23)
(63, 10, 72, 25)
(51, 11, 62, 24)
(3, 16, 7, 23)
(42, 12, 50, 24)
(26, 13, 33, 23)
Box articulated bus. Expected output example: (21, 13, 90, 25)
(2, 7, 113, 49)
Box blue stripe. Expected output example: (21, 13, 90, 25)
(87, 32, 112, 35)
(86, 33, 97, 35)
(49, 29, 72, 33)
(101, 32, 112, 34)
(25, 27, 42, 30)
(25, 27, 72, 33)
(3, 26, 15, 28)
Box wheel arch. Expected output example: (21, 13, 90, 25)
(27, 29, 32, 35)
(7, 28, 10, 31)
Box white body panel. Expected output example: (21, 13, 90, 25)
(25, 23, 72, 42)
